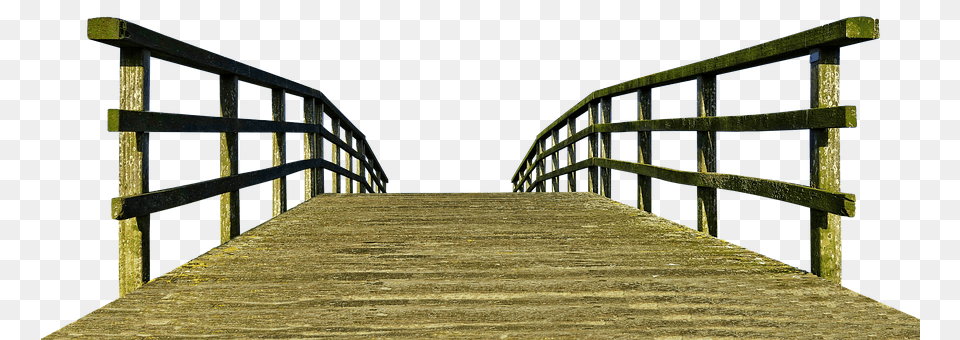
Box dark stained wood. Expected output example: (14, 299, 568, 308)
(219, 74, 240, 244)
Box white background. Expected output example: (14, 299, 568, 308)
(4, 0, 953, 338)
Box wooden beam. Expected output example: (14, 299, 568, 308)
(118, 47, 150, 297)
(304, 97, 320, 199)
(272, 88, 286, 216)
(697, 74, 718, 237)
(810, 46, 842, 283)
(219, 74, 239, 244)
(551, 129, 559, 192)
(588, 101, 599, 194)
(331, 117, 341, 193)
(600, 97, 612, 198)
(637, 88, 652, 213)
(566, 117, 577, 192)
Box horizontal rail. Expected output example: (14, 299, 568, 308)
(112, 158, 371, 220)
(513, 16, 878, 182)
(513, 106, 857, 188)
(529, 157, 856, 217)
(107, 109, 385, 191)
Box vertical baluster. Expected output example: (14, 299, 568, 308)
(566, 117, 576, 192)
(536, 138, 545, 192)
(551, 129, 559, 192)
(346, 129, 354, 193)
(303, 97, 320, 200)
(331, 117, 341, 193)
(697, 74, 718, 237)
(810, 47, 842, 283)
(220, 74, 239, 244)
(600, 97, 612, 198)
(358, 139, 367, 193)
(588, 101, 599, 194)
(118, 47, 150, 297)
(272, 88, 286, 216)
(637, 88, 652, 213)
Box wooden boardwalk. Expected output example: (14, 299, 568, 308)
(47, 193, 917, 339)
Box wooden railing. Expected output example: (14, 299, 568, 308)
(511, 17, 879, 283)
(88, 17, 389, 296)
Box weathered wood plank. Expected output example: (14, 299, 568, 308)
(86, 17, 368, 141)
(346, 129, 354, 194)
(513, 17, 878, 181)
(697, 74, 718, 237)
(118, 47, 150, 297)
(272, 88, 286, 217)
(637, 88, 652, 213)
(551, 129, 559, 192)
(536, 138, 545, 192)
(810, 46, 842, 283)
(600, 97, 612, 198)
(219, 74, 239, 244)
(533, 158, 855, 217)
(331, 117, 341, 193)
(111, 158, 371, 220)
(588, 101, 599, 194)
(357, 137, 367, 193)
(303, 97, 320, 199)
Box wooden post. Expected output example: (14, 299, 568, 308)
(331, 117, 341, 193)
(525, 157, 533, 192)
(697, 74, 718, 237)
(810, 46, 842, 283)
(358, 139, 367, 193)
(272, 88, 286, 216)
(566, 117, 576, 192)
(551, 129, 559, 192)
(600, 97, 612, 198)
(346, 129, 354, 193)
(536, 138, 545, 192)
(303, 97, 320, 200)
(588, 101, 599, 194)
(219, 74, 240, 244)
(637, 88, 652, 213)
(118, 47, 150, 297)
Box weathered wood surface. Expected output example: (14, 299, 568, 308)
(48, 193, 917, 339)
(512, 16, 879, 181)
(118, 47, 150, 297)
(810, 46, 843, 283)
(219, 74, 239, 244)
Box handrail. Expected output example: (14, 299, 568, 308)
(89, 17, 389, 296)
(511, 17, 879, 284)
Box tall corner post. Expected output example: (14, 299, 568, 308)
(588, 101, 600, 194)
(566, 116, 577, 192)
(810, 46, 842, 283)
(697, 74, 718, 237)
(637, 88, 652, 213)
(599, 97, 612, 198)
(219, 74, 240, 244)
(304, 97, 321, 199)
(551, 129, 560, 192)
(118, 47, 150, 297)
(331, 116, 341, 193)
(272, 88, 287, 216)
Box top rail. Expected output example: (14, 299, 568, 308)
(512, 16, 878, 183)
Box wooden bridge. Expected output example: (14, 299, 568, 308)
(47, 17, 918, 338)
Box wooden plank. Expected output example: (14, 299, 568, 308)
(536, 138, 545, 192)
(118, 47, 150, 297)
(331, 117, 341, 193)
(86, 17, 368, 141)
(111, 158, 371, 220)
(512, 17, 878, 181)
(532, 158, 855, 217)
(357, 137, 367, 193)
(346, 129, 354, 194)
(272, 89, 286, 217)
(697, 74, 718, 237)
(638, 88, 652, 213)
(588, 101, 599, 194)
(219, 74, 239, 244)
(600, 97, 611, 198)
(566, 117, 576, 192)
(551, 129, 559, 192)
(810, 46, 842, 283)
(304, 97, 320, 199)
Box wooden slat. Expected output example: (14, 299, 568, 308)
(514, 106, 857, 189)
(87, 17, 368, 141)
(530, 158, 855, 217)
(513, 17, 878, 181)
(111, 158, 371, 220)
(108, 109, 320, 133)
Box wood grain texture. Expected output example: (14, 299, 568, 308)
(219, 74, 239, 244)
(810, 46, 842, 283)
(118, 47, 150, 297)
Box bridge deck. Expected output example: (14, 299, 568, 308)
(48, 193, 917, 338)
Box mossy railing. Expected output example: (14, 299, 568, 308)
(511, 17, 879, 283)
(89, 17, 389, 296)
